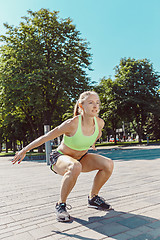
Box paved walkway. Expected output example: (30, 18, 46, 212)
(0, 145, 160, 240)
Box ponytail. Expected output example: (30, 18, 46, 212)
(74, 101, 79, 116)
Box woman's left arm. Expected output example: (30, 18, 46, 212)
(91, 118, 105, 150)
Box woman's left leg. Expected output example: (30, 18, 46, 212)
(80, 153, 114, 198)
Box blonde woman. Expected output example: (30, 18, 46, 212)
(13, 91, 114, 222)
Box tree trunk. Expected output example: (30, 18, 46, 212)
(132, 119, 142, 144)
(38, 124, 44, 153)
(38, 145, 44, 153)
(9, 141, 12, 151)
(137, 123, 142, 143)
(5, 139, 8, 153)
(13, 140, 17, 153)
(138, 132, 142, 143)
(114, 133, 117, 145)
(112, 120, 117, 145)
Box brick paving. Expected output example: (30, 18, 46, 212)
(0, 145, 160, 239)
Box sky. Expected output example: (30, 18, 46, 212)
(0, 0, 160, 84)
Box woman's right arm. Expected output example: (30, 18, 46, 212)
(12, 118, 76, 164)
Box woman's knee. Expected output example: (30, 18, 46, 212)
(67, 161, 82, 176)
(104, 158, 114, 174)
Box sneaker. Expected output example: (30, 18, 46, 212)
(55, 202, 71, 222)
(88, 195, 112, 210)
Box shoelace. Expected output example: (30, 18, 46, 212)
(66, 204, 72, 210)
(92, 195, 106, 205)
(58, 203, 72, 212)
(97, 195, 105, 202)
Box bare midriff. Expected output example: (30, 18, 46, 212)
(57, 141, 88, 160)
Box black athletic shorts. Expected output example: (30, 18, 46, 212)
(50, 150, 88, 174)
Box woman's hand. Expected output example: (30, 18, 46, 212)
(92, 143, 97, 151)
(12, 149, 26, 165)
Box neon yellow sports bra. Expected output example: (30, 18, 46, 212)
(63, 115, 99, 151)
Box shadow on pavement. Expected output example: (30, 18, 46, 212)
(52, 210, 160, 240)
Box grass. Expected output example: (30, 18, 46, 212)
(95, 141, 141, 147)
(0, 151, 46, 157)
(95, 139, 160, 147)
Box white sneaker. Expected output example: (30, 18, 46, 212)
(55, 203, 71, 222)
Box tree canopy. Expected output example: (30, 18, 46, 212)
(0, 9, 92, 149)
(114, 58, 160, 142)
(1, 9, 160, 150)
(95, 77, 122, 144)
(96, 58, 160, 143)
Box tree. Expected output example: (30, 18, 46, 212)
(0, 113, 3, 152)
(114, 58, 160, 142)
(95, 77, 122, 144)
(0, 9, 92, 150)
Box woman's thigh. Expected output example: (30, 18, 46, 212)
(53, 155, 82, 176)
(80, 153, 114, 173)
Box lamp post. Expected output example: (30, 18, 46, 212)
(122, 121, 126, 141)
(44, 125, 52, 165)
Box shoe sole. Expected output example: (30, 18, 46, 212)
(88, 204, 113, 211)
(55, 207, 71, 222)
(56, 217, 71, 222)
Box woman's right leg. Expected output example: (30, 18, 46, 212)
(53, 155, 82, 203)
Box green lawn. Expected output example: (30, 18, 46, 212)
(0, 151, 46, 157)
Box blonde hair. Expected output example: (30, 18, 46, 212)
(74, 91, 99, 116)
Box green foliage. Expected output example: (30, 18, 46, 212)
(114, 58, 160, 142)
(96, 58, 160, 143)
(95, 77, 122, 143)
(0, 9, 92, 146)
(145, 113, 160, 140)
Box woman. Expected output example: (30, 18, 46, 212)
(12, 91, 114, 222)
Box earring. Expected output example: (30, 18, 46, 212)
(79, 103, 83, 109)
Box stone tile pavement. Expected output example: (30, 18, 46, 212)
(0, 146, 160, 240)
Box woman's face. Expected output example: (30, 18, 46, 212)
(81, 94, 100, 117)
